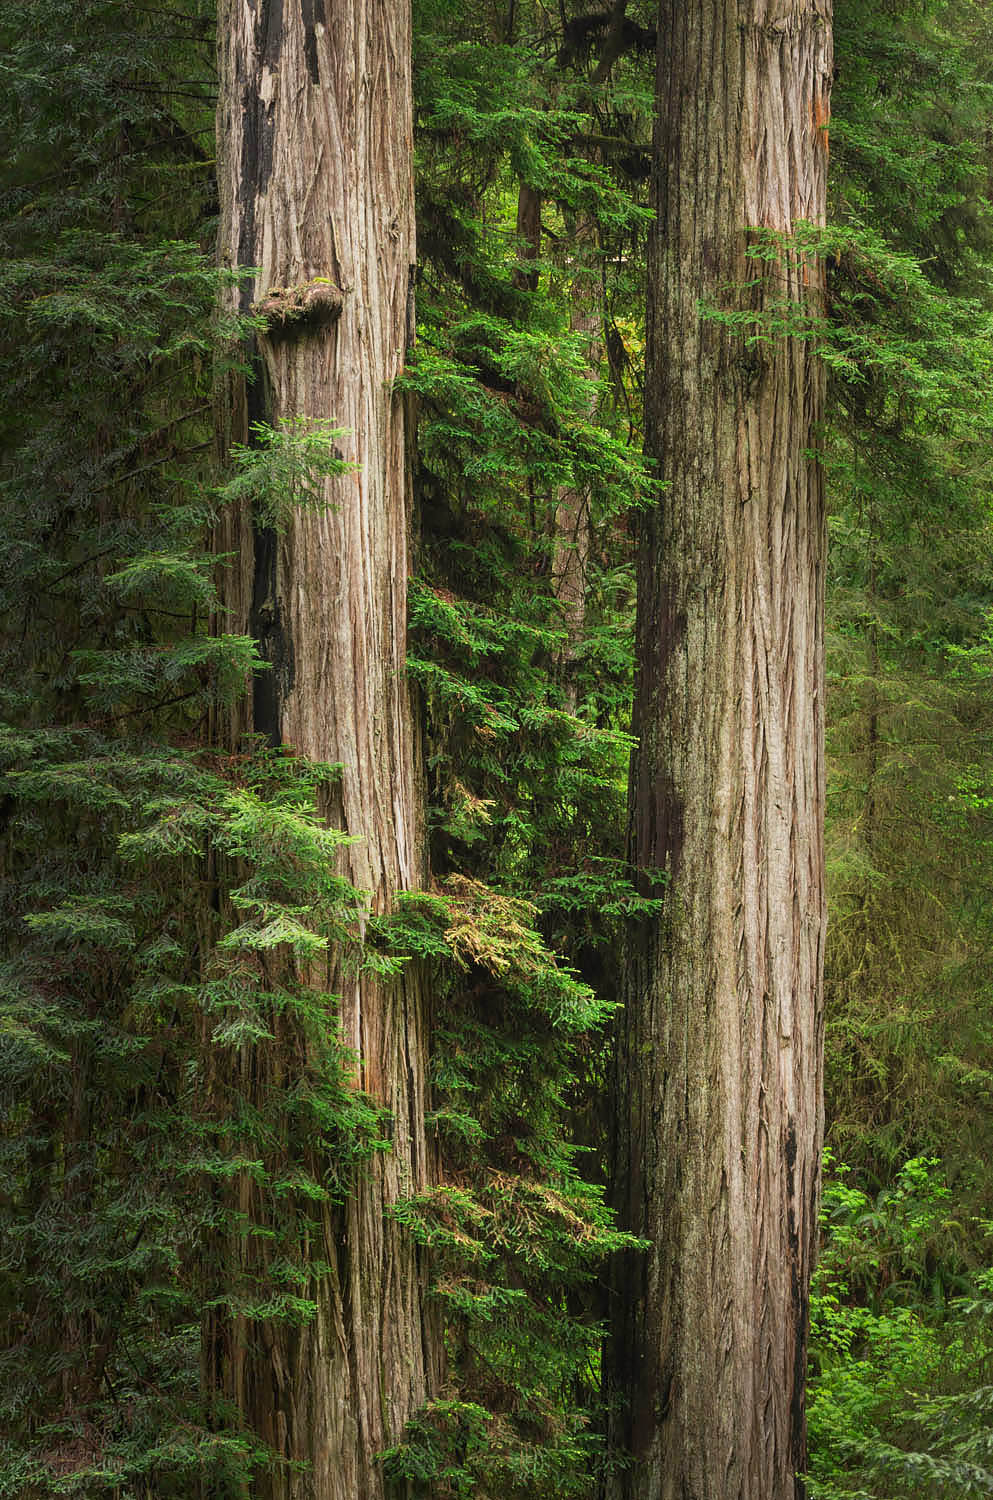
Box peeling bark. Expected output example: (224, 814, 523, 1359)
(609, 4, 831, 1498)
(214, 2, 438, 1495)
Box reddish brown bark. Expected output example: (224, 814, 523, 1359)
(609, 4, 832, 1498)
(214, 2, 438, 1495)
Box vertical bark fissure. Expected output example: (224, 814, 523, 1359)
(215, 1, 439, 1494)
(610, 4, 831, 1498)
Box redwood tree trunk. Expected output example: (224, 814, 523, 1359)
(215, 3, 438, 1495)
(609, 4, 832, 1498)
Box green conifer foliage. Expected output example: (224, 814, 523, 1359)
(822, 0, 993, 1197)
(807, 1157, 993, 1497)
(804, 0, 993, 1491)
(378, 6, 657, 1493)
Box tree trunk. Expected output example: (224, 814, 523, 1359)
(512, 182, 542, 293)
(215, 2, 438, 1495)
(553, 238, 600, 711)
(608, 4, 831, 1499)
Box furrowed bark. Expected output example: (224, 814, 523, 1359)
(608, 4, 831, 1498)
(214, 2, 438, 1495)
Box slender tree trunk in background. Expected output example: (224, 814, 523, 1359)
(511, 171, 596, 703)
(553, 246, 600, 710)
(863, 486, 880, 882)
(215, 3, 438, 1495)
(512, 182, 542, 293)
(609, 4, 831, 1498)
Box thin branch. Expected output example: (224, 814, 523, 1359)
(591, 0, 630, 87)
(103, 689, 202, 723)
(89, 439, 213, 495)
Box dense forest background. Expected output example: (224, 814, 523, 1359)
(4, 1, 993, 1496)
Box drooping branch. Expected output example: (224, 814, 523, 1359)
(557, 5, 655, 75)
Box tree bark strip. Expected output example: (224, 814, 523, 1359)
(609, 3, 831, 1497)
(215, 2, 438, 1494)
